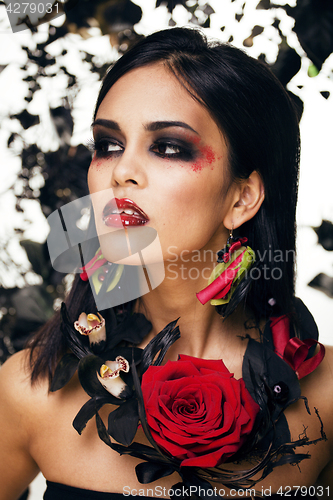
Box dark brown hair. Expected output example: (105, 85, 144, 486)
(29, 27, 300, 383)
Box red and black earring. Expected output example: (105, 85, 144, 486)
(196, 226, 255, 306)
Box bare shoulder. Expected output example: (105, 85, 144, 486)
(0, 350, 45, 500)
(0, 349, 48, 406)
(1, 349, 32, 386)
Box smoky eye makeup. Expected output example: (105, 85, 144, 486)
(88, 136, 124, 158)
(150, 136, 199, 161)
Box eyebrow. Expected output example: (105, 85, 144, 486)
(92, 119, 121, 131)
(92, 119, 199, 135)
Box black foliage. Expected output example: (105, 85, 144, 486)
(64, 0, 142, 33)
(141, 318, 180, 374)
(22, 45, 56, 68)
(64, 0, 105, 28)
(313, 220, 333, 251)
(50, 353, 79, 391)
(271, 46, 301, 87)
(136, 461, 176, 484)
(20, 144, 41, 170)
(285, 0, 333, 70)
(270, 45, 304, 119)
(131, 358, 171, 458)
(181, 472, 222, 500)
(308, 219, 333, 299)
(73, 396, 110, 434)
(103, 0, 142, 28)
(105, 313, 152, 350)
(308, 273, 333, 298)
(20, 240, 51, 280)
(7, 132, 18, 147)
(12, 110, 40, 129)
(39, 144, 90, 216)
(50, 105, 74, 143)
(216, 272, 254, 319)
(96, 411, 113, 447)
(0, 286, 53, 365)
(0, 282, 58, 365)
(156, 0, 187, 13)
(108, 398, 139, 445)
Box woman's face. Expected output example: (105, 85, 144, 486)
(88, 63, 235, 264)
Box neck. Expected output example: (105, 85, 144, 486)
(136, 254, 257, 365)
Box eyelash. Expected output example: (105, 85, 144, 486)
(150, 141, 195, 160)
(87, 138, 123, 157)
(87, 138, 196, 161)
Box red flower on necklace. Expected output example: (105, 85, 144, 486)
(270, 315, 325, 379)
(141, 355, 259, 468)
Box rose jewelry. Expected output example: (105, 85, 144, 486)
(50, 296, 326, 495)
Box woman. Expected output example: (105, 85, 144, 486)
(1, 27, 332, 500)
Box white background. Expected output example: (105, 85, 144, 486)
(0, 1, 333, 498)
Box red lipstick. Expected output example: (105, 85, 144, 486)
(102, 198, 149, 227)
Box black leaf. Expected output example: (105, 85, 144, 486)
(103, 0, 142, 28)
(73, 396, 109, 434)
(12, 109, 40, 129)
(313, 220, 333, 251)
(131, 359, 173, 462)
(308, 273, 333, 298)
(181, 471, 222, 500)
(7, 132, 18, 147)
(155, 0, 187, 13)
(108, 398, 139, 446)
(135, 461, 175, 484)
(106, 313, 152, 350)
(20, 240, 50, 279)
(141, 318, 180, 374)
(50, 105, 74, 144)
(110, 440, 164, 462)
(50, 353, 79, 392)
(96, 411, 113, 448)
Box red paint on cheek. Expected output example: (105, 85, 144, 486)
(202, 145, 215, 164)
(190, 145, 216, 173)
(90, 154, 111, 171)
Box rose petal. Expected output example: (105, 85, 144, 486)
(141, 354, 259, 468)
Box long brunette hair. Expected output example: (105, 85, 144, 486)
(29, 27, 300, 383)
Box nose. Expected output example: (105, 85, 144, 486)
(111, 149, 147, 188)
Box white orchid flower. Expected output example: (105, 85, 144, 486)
(74, 312, 106, 346)
(97, 356, 130, 398)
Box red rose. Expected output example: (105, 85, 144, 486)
(141, 355, 259, 468)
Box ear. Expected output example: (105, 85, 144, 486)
(223, 171, 265, 230)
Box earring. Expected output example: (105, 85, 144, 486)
(196, 227, 255, 306)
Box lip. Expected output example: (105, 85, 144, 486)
(102, 198, 149, 227)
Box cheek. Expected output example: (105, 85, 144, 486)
(90, 153, 111, 171)
(88, 156, 112, 191)
(189, 146, 217, 173)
